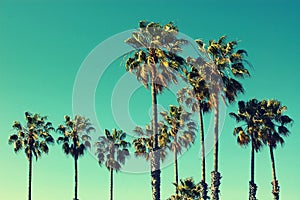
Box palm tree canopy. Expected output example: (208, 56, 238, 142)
(160, 105, 197, 154)
(260, 99, 293, 148)
(230, 99, 293, 150)
(177, 80, 212, 114)
(125, 20, 188, 93)
(229, 99, 265, 151)
(168, 177, 201, 200)
(132, 122, 170, 161)
(95, 129, 130, 172)
(8, 112, 55, 160)
(209, 36, 251, 103)
(189, 36, 251, 107)
(56, 115, 95, 158)
(176, 40, 213, 115)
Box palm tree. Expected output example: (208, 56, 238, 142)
(8, 112, 54, 200)
(196, 36, 251, 200)
(95, 129, 130, 200)
(56, 115, 94, 200)
(168, 177, 201, 200)
(132, 122, 170, 163)
(229, 99, 265, 200)
(177, 64, 212, 200)
(260, 99, 293, 200)
(160, 105, 196, 195)
(125, 20, 188, 200)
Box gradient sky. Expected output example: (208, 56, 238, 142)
(1, 0, 300, 200)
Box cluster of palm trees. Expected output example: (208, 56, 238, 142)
(7, 20, 293, 200)
(124, 20, 293, 200)
(9, 114, 130, 200)
(230, 99, 293, 200)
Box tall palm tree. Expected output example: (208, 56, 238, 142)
(168, 177, 201, 200)
(125, 20, 188, 200)
(260, 99, 293, 200)
(95, 129, 130, 200)
(160, 105, 196, 195)
(8, 112, 54, 200)
(177, 64, 212, 200)
(56, 115, 94, 200)
(196, 36, 250, 200)
(229, 99, 265, 200)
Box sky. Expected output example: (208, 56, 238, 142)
(0, 0, 300, 199)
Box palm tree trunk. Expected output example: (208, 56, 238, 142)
(28, 151, 32, 200)
(213, 98, 219, 172)
(73, 136, 79, 200)
(199, 104, 206, 182)
(250, 142, 255, 182)
(174, 141, 178, 195)
(151, 78, 161, 200)
(211, 97, 221, 200)
(74, 155, 78, 200)
(269, 146, 279, 200)
(110, 167, 114, 200)
(249, 140, 257, 200)
(199, 101, 208, 200)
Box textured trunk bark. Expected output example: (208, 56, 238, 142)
(28, 151, 32, 200)
(249, 139, 257, 200)
(269, 146, 279, 200)
(211, 97, 221, 200)
(152, 71, 159, 154)
(74, 156, 78, 200)
(110, 167, 113, 200)
(151, 77, 160, 200)
(213, 98, 219, 173)
(174, 140, 178, 195)
(199, 101, 206, 182)
(199, 101, 208, 200)
(250, 141, 255, 183)
(74, 138, 78, 200)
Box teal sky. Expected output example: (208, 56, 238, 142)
(1, 0, 300, 199)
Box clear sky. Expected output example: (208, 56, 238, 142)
(0, 0, 299, 200)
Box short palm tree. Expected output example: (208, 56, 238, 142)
(177, 64, 212, 200)
(168, 177, 201, 200)
(260, 99, 293, 200)
(95, 129, 130, 200)
(230, 99, 264, 200)
(196, 36, 251, 200)
(56, 115, 94, 200)
(160, 105, 196, 195)
(125, 20, 188, 200)
(8, 112, 54, 200)
(132, 122, 170, 162)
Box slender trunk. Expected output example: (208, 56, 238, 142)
(213, 98, 219, 173)
(28, 151, 32, 200)
(74, 155, 78, 200)
(109, 146, 115, 200)
(211, 96, 221, 200)
(174, 139, 178, 195)
(199, 101, 206, 182)
(269, 146, 279, 200)
(199, 101, 208, 200)
(250, 141, 255, 183)
(74, 136, 78, 200)
(151, 79, 161, 200)
(110, 167, 114, 200)
(249, 139, 257, 200)
(270, 146, 277, 185)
